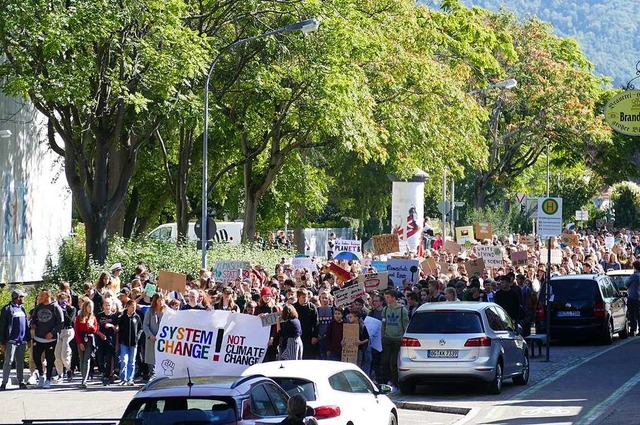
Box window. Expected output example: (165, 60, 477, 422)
(544, 280, 598, 301)
(149, 226, 172, 241)
(120, 397, 236, 425)
(270, 377, 317, 401)
(342, 370, 375, 394)
(600, 279, 616, 298)
(407, 311, 484, 334)
(328, 372, 353, 392)
(485, 308, 506, 331)
(492, 306, 514, 330)
(265, 383, 289, 416)
(250, 384, 276, 417)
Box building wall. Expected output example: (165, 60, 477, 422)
(0, 94, 72, 283)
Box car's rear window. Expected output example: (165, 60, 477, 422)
(268, 377, 317, 402)
(120, 396, 237, 425)
(546, 280, 598, 301)
(407, 311, 483, 334)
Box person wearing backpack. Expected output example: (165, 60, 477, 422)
(380, 289, 408, 391)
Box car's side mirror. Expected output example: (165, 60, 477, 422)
(514, 324, 523, 335)
(306, 406, 315, 417)
(378, 384, 392, 395)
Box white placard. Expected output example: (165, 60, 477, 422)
(334, 282, 366, 309)
(291, 257, 317, 272)
(334, 239, 363, 261)
(476, 246, 504, 267)
(605, 236, 615, 249)
(155, 310, 270, 378)
(214, 261, 251, 283)
(538, 249, 563, 265)
(386, 259, 420, 286)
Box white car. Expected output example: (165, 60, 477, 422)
(243, 360, 398, 425)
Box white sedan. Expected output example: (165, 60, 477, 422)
(243, 360, 398, 425)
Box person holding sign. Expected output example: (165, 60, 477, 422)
(276, 304, 303, 360)
(142, 294, 165, 380)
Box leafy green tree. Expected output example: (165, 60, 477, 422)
(611, 183, 640, 229)
(0, 0, 208, 263)
(468, 14, 610, 208)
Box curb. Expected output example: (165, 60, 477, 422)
(395, 401, 471, 416)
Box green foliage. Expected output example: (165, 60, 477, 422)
(466, 205, 530, 237)
(611, 183, 640, 229)
(44, 225, 294, 292)
(453, 0, 639, 88)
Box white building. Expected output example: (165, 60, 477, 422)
(0, 94, 72, 284)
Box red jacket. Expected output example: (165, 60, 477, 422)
(74, 316, 98, 345)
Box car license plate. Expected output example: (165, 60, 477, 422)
(427, 349, 458, 358)
(557, 311, 580, 317)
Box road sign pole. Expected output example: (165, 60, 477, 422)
(545, 236, 552, 362)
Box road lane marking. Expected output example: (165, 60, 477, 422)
(463, 338, 635, 424)
(575, 368, 640, 425)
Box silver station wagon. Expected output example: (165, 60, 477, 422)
(398, 302, 529, 395)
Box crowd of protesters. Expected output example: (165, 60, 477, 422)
(1, 226, 638, 392)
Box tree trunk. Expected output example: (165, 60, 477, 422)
(473, 174, 488, 208)
(84, 210, 109, 265)
(122, 187, 140, 238)
(243, 193, 259, 243)
(176, 129, 193, 244)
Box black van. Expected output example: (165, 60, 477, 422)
(535, 274, 628, 344)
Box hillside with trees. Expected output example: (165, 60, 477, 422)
(423, 0, 640, 88)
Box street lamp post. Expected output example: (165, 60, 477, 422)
(201, 19, 319, 268)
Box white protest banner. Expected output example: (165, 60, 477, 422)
(334, 239, 363, 261)
(155, 310, 269, 379)
(358, 271, 389, 292)
(334, 282, 366, 309)
(387, 259, 420, 286)
(214, 261, 250, 283)
(476, 246, 504, 267)
(291, 257, 316, 272)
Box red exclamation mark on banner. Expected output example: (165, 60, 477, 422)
(213, 329, 224, 361)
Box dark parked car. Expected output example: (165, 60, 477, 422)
(119, 375, 306, 425)
(536, 274, 628, 344)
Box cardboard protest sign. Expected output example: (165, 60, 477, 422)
(157, 270, 187, 293)
(334, 239, 363, 261)
(561, 234, 580, 247)
(214, 261, 251, 283)
(372, 234, 400, 256)
(292, 257, 316, 272)
(455, 226, 475, 244)
(387, 259, 420, 286)
(329, 262, 351, 282)
(466, 258, 485, 277)
(342, 323, 359, 364)
(476, 246, 504, 267)
(474, 223, 493, 240)
(357, 271, 389, 292)
(155, 310, 269, 378)
(510, 250, 528, 266)
(334, 282, 366, 309)
(438, 261, 451, 275)
(443, 240, 462, 254)
(519, 235, 536, 246)
(421, 257, 437, 274)
(260, 312, 281, 328)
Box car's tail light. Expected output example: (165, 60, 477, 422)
(464, 337, 491, 347)
(313, 405, 341, 419)
(401, 337, 421, 347)
(593, 302, 605, 318)
(536, 303, 545, 320)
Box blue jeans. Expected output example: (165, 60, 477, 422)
(119, 344, 137, 382)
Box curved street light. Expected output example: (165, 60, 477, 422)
(201, 19, 320, 268)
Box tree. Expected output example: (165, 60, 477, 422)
(468, 14, 610, 208)
(0, 0, 208, 263)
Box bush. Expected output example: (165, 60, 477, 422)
(44, 224, 295, 291)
